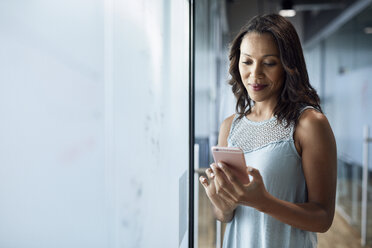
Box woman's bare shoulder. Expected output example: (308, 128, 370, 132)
(297, 109, 329, 131)
(218, 114, 236, 146)
(295, 109, 334, 148)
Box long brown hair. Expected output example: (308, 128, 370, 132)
(229, 14, 322, 125)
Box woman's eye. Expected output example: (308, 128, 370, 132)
(264, 62, 276, 66)
(242, 61, 253, 65)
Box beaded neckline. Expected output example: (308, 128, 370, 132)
(244, 115, 276, 125)
(228, 115, 293, 153)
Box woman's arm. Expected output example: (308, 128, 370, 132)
(261, 110, 337, 232)
(276, 109, 336, 231)
(211, 109, 337, 231)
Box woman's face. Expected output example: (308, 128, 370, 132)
(238, 32, 285, 104)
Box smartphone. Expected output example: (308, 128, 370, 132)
(211, 146, 250, 184)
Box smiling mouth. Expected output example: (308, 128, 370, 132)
(249, 84, 268, 91)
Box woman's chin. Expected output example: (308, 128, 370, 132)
(247, 93, 267, 103)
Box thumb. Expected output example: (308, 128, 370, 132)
(246, 166, 262, 181)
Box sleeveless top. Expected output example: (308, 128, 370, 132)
(222, 106, 317, 248)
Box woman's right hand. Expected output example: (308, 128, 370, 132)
(199, 163, 237, 218)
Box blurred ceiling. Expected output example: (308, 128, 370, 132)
(225, 0, 363, 46)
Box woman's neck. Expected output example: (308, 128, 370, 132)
(249, 100, 277, 121)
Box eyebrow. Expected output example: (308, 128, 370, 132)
(241, 53, 279, 58)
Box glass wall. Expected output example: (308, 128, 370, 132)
(305, 3, 372, 246)
(193, 0, 231, 247)
(0, 1, 106, 247)
(0, 1, 190, 247)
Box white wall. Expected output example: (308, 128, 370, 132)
(304, 12, 372, 167)
(0, 1, 106, 247)
(322, 30, 372, 167)
(114, 0, 189, 247)
(304, 44, 322, 95)
(0, 0, 190, 247)
(330, 66, 372, 166)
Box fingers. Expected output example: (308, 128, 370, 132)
(215, 186, 237, 203)
(199, 166, 215, 188)
(211, 163, 225, 187)
(199, 176, 209, 188)
(200, 171, 234, 203)
(216, 163, 234, 180)
(205, 167, 215, 180)
(217, 162, 246, 193)
(211, 164, 239, 202)
(201, 165, 240, 207)
(217, 163, 246, 185)
(200, 165, 215, 190)
(246, 166, 263, 182)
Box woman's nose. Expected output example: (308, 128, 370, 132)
(251, 64, 264, 78)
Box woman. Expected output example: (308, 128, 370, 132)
(199, 14, 337, 248)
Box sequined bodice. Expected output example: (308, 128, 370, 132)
(228, 115, 294, 153)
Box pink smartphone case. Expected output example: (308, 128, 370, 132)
(211, 146, 250, 184)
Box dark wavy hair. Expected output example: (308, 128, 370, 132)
(229, 13, 322, 126)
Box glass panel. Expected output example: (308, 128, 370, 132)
(306, 3, 372, 246)
(194, 0, 217, 246)
(0, 0, 191, 247)
(336, 159, 363, 231)
(193, 0, 230, 247)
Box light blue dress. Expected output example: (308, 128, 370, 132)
(223, 107, 317, 248)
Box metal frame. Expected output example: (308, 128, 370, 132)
(189, 0, 195, 247)
(362, 125, 372, 246)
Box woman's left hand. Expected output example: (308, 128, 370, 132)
(211, 162, 270, 211)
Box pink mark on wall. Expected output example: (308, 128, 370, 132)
(60, 137, 96, 164)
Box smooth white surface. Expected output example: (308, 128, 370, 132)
(107, 0, 190, 247)
(0, 0, 190, 247)
(330, 66, 372, 166)
(0, 1, 106, 247)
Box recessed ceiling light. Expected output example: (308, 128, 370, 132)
(279, 9, 296, 17)
(364, 27, 372, 34)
